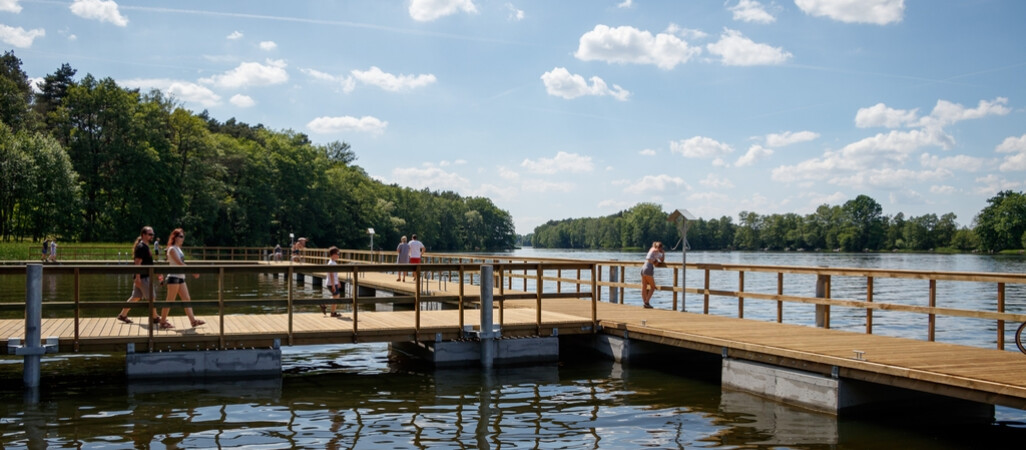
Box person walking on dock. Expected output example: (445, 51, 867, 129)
(640, 241, 665, 309)
(48, 239, 57, 262)
(396, 236, 410, 282)
(326, 246, 343, 318)
(408, 234, 425, 280)
(41, 239, 49, 262)
(292, 237, 307, 262)
(157, 228, 205, 329)
(116, 226, 162, 324)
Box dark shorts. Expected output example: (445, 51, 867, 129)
(328, 283, 342, 296)
(166, 276, 186, 285)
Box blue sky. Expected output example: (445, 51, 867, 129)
(3, 0, 1025, 234)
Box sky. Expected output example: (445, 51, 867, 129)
(3, 0, 1025, 235)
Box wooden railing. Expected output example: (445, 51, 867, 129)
(9, 247, 1025, 351)
(0, 260, 597, 352)
(337, 250, 1026, 351)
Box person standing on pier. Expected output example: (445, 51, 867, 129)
(408, 234, 425, 280)
(157, 228, 205, 329)
(48, 239, 57, 262)
(640, 241, 665, 309)
(396, 236, 410, 282)
(292, 237, 307, 262)
(326, 246, 343, 318)
(116, 226, 162, 324)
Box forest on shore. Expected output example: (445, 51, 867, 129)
(527, 193, 1026, 253)
(0, 51, 516, 251)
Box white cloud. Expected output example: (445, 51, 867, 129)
(227, 30, 243, 40)
(707, 28, 791, 66)
(666, 23, 708, 40)
(69, 0, 128, 27)
(301, 68, 356, 93)
(700, 173, 734, 189)
(795, 0, 905, 25)
(574, 24, 702, 70)
(639, 149, 657, 156)
(409, 0, 477, 22)
(498, 166, 520, 181)
(522, 180, 575, 193)
(351, 66, 436, 92)
(996, 134, 1026, 172)
(735, 144, 773, 167)
(0, 24, 44, 48)
(670, 136, 734, 159)
(393, 164, 471, 191)
(230, 94, 255, 108)
(200, 59, 288, 89)
(506, 3, 524, 21)
(540, 67, 630, 101)
(306, 115, 388, 134)
(918, 153, 984, 172)
(834, 167, 950, 190)
(0, 0, 22, 13)
(617, 0, 633, 8)
(764, 130, 819, 147)
(729, 0, 775, 24)
(121, 78, 221, 107)
(855, 103, 918, 128)
(27, 76, 42, 93)
(521, 151, 594, 175)
(917, 97, 1010, 129)
(624, 174, 687, 194)
(259, 41, 277, 51)
(930, 185, 957, 195)
(973, 174, 1022, 195)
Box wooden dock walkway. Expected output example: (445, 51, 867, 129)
(3, 257, 1026, 412)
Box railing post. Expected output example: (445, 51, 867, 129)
(997, 282, 1005, 350)
(672, 266, 679, 311)
(866, 276, 874, 334)
(480, 265, 494, 369)
(816, 273, 830, 328)
(776, 272, 783, 323)
(536, 264, 543, 335)
(609, 266, 619, 304)
(928, 279, 936, 342)
(738, 271, 745, 319)
(703, 268, 710, 315)
(218, 267, 225, 349)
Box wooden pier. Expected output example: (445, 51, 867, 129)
(2, 252, 1026, 412)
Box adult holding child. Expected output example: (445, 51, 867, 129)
(640, 241, 665, 309)
(157, 228, 205, 329)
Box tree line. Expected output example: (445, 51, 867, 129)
(0, 51, 516, 251)
(528, 193, 1026, 253)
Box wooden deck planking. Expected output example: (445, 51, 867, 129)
(503, 298, 1026, 403)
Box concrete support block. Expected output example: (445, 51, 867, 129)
(126, 348, 282, 380)
(722, 358, 994, 421)
(390, 337, 558, 368)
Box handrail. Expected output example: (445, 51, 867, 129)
(0, 261, 597, 352)
(5, 248, 1025, 351)
(337, 249, 1026, 350)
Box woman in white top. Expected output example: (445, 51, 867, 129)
(325, 246, 342, 318)
(640, 241, 665, 309)
(157, 228, 205, 328)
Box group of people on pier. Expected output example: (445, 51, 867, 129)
(114, 227, 430, 326)
(115, 226, 204, 329)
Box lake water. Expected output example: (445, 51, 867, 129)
(1, 250, 1025, 448)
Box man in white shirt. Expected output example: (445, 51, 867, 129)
(408, 234, 426, 280)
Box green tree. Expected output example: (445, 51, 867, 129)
(0, 51, 33, 131)
(974, 190, 1026, 251)
(0, 123, 33, 240)
(841, 195, 884, 251)
(33, 63, 77, 130)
